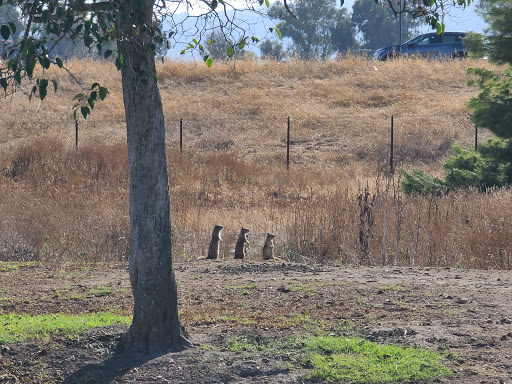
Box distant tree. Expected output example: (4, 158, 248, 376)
(331, 8, 359, 53)
(402, 0, 512, 195)
(205, 30, 248, 61)
(352, 0, 421, 49)
(259, 39, 285, 60)
(268, 0, 351, 59)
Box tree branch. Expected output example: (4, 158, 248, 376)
(284, 0, 297, 20)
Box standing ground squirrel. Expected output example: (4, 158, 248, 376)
(234, 227, 250, 259)
(206, 225, 224, 260)
(262, 233, 276, 260)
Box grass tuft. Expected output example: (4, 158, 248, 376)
(0, 313, 131, 344)
(302, 335, 451, 383)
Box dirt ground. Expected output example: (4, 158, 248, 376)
(0, 261, 511, 383)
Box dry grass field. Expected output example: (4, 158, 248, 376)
(0, 56, 510, 269)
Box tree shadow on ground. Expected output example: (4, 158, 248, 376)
(61, 349, 164, 384)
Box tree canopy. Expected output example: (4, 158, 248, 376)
(351, 0, 421, 50)
(268, 0, 351, 59)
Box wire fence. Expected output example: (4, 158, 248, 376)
(1, 112, 491, 172)
(160, 113, 488, 172)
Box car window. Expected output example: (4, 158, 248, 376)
(414, 35, 441, 45)
(440, 35, 458, 43)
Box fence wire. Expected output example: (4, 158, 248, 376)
(0, 112, 491, 172)
(162, 113, 489, 171)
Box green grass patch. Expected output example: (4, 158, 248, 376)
(0, 313, 131, 344)
(226, 337, 258, 352)
(302, 335, 451, 383)
(226, 283, 257, 295)
(0, 261, 39, 272)
(290, 282, 328, 296)
(224, 334, 451, 383)
(89, 285, 113, 297)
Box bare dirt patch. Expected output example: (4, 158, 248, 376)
(0, 261, 511, 383)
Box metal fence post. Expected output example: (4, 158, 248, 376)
(390, 115, 394, 174)
(286, 116, 290, 170)
(180, 118, 183, 153)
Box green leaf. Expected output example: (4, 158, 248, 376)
(91, 82, 100, 90)
(26, 57, 36, 78)
(211, 0, 218, 9)
(1, 25, 10, 40)
(265, 0, 270, 6)
(38, 79, 48, 100)
(81, 106, 90, 119)
(270, 27, 282, 39)
(14, 71, 21, 85)
(38, 56, 51, 70)
(436, 22, 445, 34)
(206, 57, 213, 67)
(340, 0, 344, 6)
(56, 58, 64, 68)
(226, 46, 234, 57)
(99, 87, 109, 100)
(73, 93, 85, 100)
(51, 80, 57, 92)
(88, 97, 95, 109)
(73, 109, 78, 121)
(104, 49, 113, 59)
(0, 78, 7, 91)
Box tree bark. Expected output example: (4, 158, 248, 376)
(117, 1, 189, 353)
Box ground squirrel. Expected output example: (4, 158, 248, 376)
(206, 225, 224, 260)
(262, 233, 276, 260)
(234, 227, 250, 259)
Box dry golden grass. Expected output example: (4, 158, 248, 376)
(0, 56, 510, 269)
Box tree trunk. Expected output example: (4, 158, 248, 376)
(117, 3, 189, 353)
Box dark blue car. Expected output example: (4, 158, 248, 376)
(373, 32, 467, 61)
